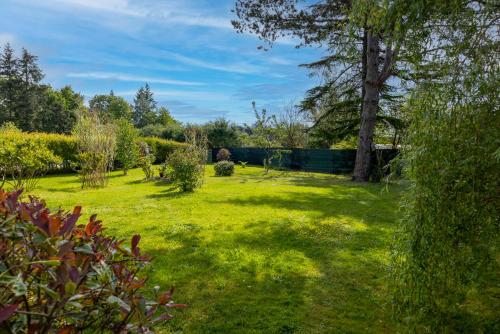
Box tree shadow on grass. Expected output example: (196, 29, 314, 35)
(206, 186, 399, 227)
(145, 186, 189, 199)
(147, 212, 396, 333)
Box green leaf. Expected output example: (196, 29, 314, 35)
(74, 244, 93, 254)
(107, 295, 131, 312)
(11, 274, 27, 296)
(40, 284, 60, 300)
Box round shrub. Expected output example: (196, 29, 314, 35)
(216, 148, 231, 161)
(214, 161, 235, 176)
(0, 189, 184, 332)
(167, 147, 205, 191)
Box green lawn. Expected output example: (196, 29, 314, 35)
(32, 166, 403, 333)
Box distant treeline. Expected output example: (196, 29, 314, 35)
(0, 43, 400, 150)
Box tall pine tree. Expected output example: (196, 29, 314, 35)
(0, 43, 21, 125)
(17, 48, 44, 131)
(133, 83, 157, 128)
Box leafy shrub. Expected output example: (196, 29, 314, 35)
(0, 189, 184, 332)
(239, 161, 248, 168)
(0, 122, 22, 133)
(214, 161, 235, 176)
(167, 147, 205, 192)
(216, 148, 231, 161)
(158, 162, 174, 181)
(0, 133, 61, 191)
(137, 142, 155, 179)
(73, 114, 117, 188)
(115, 119, 139, 175)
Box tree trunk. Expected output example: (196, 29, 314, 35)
(353, 31, 380, 182)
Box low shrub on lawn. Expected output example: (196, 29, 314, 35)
(167, 147, 205, 191)
(216, 148, 231, 161)
(138, 141, 156, 179)
(0, 189, 184, 333)
(214, 161, 235, 176)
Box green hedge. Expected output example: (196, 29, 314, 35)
(0, 132, 78, 172)
(137, 137, 188, 163)
(0, 132, 187, 173)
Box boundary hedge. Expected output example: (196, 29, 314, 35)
(0, 132, 187, 173)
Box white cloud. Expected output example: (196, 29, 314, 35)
(116, 89, 230, 102)
(150, 12, 232, 30)
(26, 0, 232, 30)
(67, 72, 203, 86)
(162, 51, 264, 74)
(42, 0, 145, 16)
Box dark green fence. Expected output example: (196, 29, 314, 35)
(211, 148, 399, 174)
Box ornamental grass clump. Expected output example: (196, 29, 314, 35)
(73, 114, 116, 188)
(0, 189, 185, 333)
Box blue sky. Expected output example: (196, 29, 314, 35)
(0, 0, 324, 124)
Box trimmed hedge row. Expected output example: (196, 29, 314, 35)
(0, 132, 187, 173)
(138, 137, 188, 163)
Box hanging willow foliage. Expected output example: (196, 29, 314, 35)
(391, 3, 500, 331)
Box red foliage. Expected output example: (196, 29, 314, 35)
(0, 189, 185, 333)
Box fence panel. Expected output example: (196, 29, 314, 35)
(211, 147, 398, 174)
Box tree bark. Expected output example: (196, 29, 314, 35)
(353, 31, 380, 182)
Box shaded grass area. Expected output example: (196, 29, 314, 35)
(32, 166, 403, 333)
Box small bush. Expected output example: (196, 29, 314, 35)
(214, 161, 235, 176)
(0, 189, 184, 332)
(239, 161, 248, 168)
(137, 141, 155, 179)
(216, 148, 231, 161)
(115, 118, 139, 175)
(158, 162, 174, 182)
(167, 147, 205, 191)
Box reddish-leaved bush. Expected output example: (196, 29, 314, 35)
(215, 148, 231, 162)
(0, 189, 185, 333)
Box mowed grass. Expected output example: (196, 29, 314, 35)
(32, 166, 403, 333)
